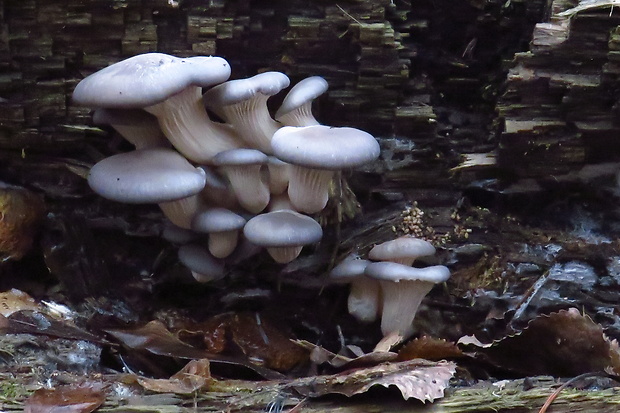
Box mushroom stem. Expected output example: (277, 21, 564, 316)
(277, 103, 320, 127)
(266, 245, 303, 264)
(219, 164, 270, 214)
(348, 277, 382, 323)
(287, 165, 334, 214)
(208, 230, 239, 259)
(159, 194, 202, 229)
(219, 95, 281, 154)
(377, 279, 434, 338)
(146, 87, 241, 164)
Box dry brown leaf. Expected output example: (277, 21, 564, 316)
(288, 359, 456, 402)
(398, 336, 464, 361)
(463, 308, 620, 376)
(105, 320, 285, 380)
(24, 384, 105, 413)
(192, 313, 309, 372)
(295, 340, 397, 369)
(0, 289, 41, 316)
(137, 359, 212, 394)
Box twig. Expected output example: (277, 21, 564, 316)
(538, 371, 620, 413)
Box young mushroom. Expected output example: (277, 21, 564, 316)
(73, 53, 242, 164)
(271, 125, 380, 214)
(191, 207, 247, 258)
(330, 254, 380, 323)
(212, 148, 270, 214)
(203, 71, 290, 154)
(178, 244, 226, 283)
(87, 148, 206, 228)
(275, 76, 329, 127)
(365, 262, 450, 340)
(243, 210, 322, 263)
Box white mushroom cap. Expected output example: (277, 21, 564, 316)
(271, 125, 379, 213)
(243, 210, 322, 263)
(87, 148, 206, 204)
(178, 244, 225, 283)
(330, 254, 380, 323)
(73, 53, 231, 108)
(275, 76, 329, 127)
(271, 125, 380, 169)
(365, 262, 450, 339)
(191, 207, 247, 258)
(73, 53, 242, 164)
(203, 71, 290, 153)
(213, 149, 270, 214)
(369, 236, 436, 266)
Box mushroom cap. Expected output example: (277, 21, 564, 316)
(191, 207, 246, 233)
(204, 71, 290, 108)
(243, 210, 322, 247)
(275, 76, 328, 119)
(178, 244, 225, 282)
(365, 262, 450, 283)
(368, 237, 436, 262)
(271, 125, 380, 169)
(88, 148, 206, 204)
(330, 254, 371, 282)
(212, 148, 268, 166)
(73, 53, 231, 108)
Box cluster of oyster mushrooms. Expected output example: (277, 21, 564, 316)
(330, 236, 450, 343)
(73, 53, 380, 281)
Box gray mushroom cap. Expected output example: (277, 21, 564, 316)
(204, 71, 290, 108)
(212, 148, 268, 166)
(178, 244, 225, 282)
(73, 53, 231, 108)
(271, 125, 380, 169)
(330, 255, 371, 282)
(275, 76, 328, 119)
(365, 262, 451, 283)
(368, 237, 436, 264)
(243, 210, 322, 247)
(191, 207, 246, 233)
(87, 148, 206, 204)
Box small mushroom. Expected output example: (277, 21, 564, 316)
(365, 262, 450, 339)
(271, 125, 380, 213)
(178, 244, 225, 283)
(330, 254, 380, 323)
(275, 76, 328, 127)
(213, 149, 270, 214)
(368, 236, 436, 266)
(204, 71, 290, 153)
(243, 210, 322, 263)
(191, 207, 247, 258)
(87, 148, 206, 228)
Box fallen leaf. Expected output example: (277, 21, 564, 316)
(0, 289, 41, 316)
(105, 320, 285, 380)
(137, 359, 212, 394)
(288, 359, 456, 402)
(295, 340, 397, 369)
(462, 308, 620, 376)
(398, 336, 464, 361)
(24, 384, 105, 413)
(192, 313, 309, 372)
(6, 311, 107, 344)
